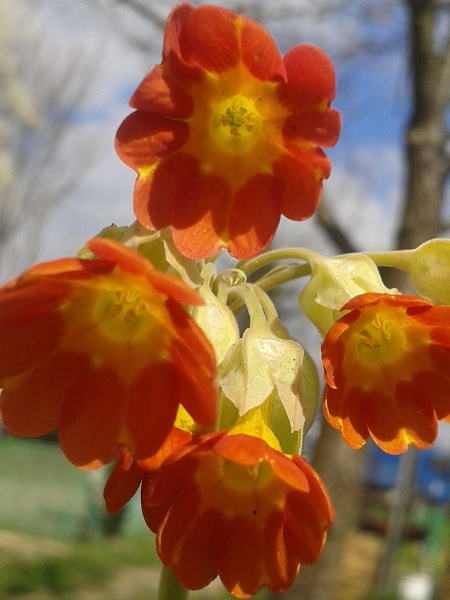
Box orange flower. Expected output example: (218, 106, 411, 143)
(104, 428, 192, 515)
(115, 3, 341, 260)
(322, 293, 450, 454)
(139, 431, 334, 598)
(0, 238, 217, 468)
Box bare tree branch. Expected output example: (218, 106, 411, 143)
(0, 1, 100, 278)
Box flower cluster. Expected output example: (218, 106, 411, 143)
(1, 3, 450, 599)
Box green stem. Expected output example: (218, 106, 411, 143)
(157, 566, 188, 600)
(254, 263, 311, 291)
(236, 247, 322, 277)
(364, 249, 413, 270)
(227, 264, 311, 315)
(227, 283, 267, 326)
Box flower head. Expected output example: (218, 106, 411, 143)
(139, 431, 333, 598)
(116, 3, 341, 259)
(0, 238, 217, 468)
(322, 293, 450, 454)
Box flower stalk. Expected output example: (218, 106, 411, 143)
(157, 566, 189, 600)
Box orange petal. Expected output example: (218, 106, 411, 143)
(263, 511, 299, 594)
(168, 305, 218, 427)
(422, 346, 450, 420)
(138, 428, 192, 471)
(363, 386, 438, 454)
(125, 362, 180, 459)
(176, 5, 240, 74)
(59, 366, 127, 468)
(115, 111, 189, 169)
(282, 108, 342, 148)
(130, 65, 194, 118)
(272, 153, 325, 221)
(228, 175, 280, 259)
(156, 481, 204, 564)
(240, 16, 285, 81)
(169, 166, 232, 259)
(87, 237, 204, 307)
(284, 490, 329, 565)
(87, 237, 152, 276)
(213, 515, 267, 597)
(145, 266, 204, 307)
(278, 45, 337, 110)
(0, 294, 64, 378)
(323, 386, 369, 449)
(104, 449, 144, 515)
(0, 351, 88, 437)
(169, 509, 218, 591)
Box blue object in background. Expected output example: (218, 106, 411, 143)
(364, 442, 450, 505)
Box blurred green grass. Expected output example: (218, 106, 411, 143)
(0, 436, 147, 540)
(0, 436, 270, 599)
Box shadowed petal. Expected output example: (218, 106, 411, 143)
(130, 65, 194, 118)
(59, 366, 127, 469)
(228, 175, 280, 259)
(1, 351, 88, 437)
(115, 112, 189, 169)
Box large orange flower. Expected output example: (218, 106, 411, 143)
(0, 238, 217, 468)
(115, 3, 341, 260)
(136, 431, 333, 598)
(322, 293, 450, 454)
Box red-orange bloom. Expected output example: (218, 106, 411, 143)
(0, 238, 217, 468)
(138, 431, 333, 598)
(115, 3, 341, 260)
(322, 293, 450, 454)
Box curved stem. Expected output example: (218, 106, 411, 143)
(254, 263, 311, 290)
(364, 249, 413, 270)
(236, 247, 322, 277)
(227, 283, 267, 326)
(157, 566, 188, 600)
(227, 264, 311, 315)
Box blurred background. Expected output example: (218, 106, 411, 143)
(0, 1, 449, 599)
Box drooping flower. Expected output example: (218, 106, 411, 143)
(138, 431, 334, 598)
(0, 238, 217, 468)
(322, 293, 450, 454)
(115, 3, 341, 260)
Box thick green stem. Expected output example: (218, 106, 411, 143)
(157, 566, 188, 600)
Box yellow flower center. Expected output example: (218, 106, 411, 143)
(210, 95, 262, 153)
(356, 313, 406, 367)
(95, 286, 163, 344)
(59, 276, 172, 380)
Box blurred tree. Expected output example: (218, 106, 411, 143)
(0, 0, 98, 280)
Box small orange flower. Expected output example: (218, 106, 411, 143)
(115, 3, 341, 260)
(322, 293, 450, 454)
(139, 431, 333, 598)
(0, 238, 217, 468)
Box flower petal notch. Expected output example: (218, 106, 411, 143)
(115, 2, 341, 260)
(321, 293, 450, 454)
(0, 238, 217, 469)
(140, 431, 334, 598)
